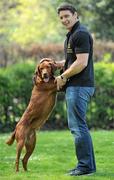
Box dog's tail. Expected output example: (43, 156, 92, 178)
(6, 130, 16, 145)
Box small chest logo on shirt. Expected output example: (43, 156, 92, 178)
(67, 43, 73, 54)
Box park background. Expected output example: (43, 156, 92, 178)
(0, 0, 114, 132)
(0, 0, 114, 179)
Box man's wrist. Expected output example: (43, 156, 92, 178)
(60, 74, 67, 83)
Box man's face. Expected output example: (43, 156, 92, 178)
(59, 10, 78, 31)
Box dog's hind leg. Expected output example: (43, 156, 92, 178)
(15, 140, 24, 172)
(22, 130, 36, 171)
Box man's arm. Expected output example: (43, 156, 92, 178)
(55, 60, 65, 69)
(55, 53, 89, 90)
(61, 53, 89, 79)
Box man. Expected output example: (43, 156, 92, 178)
(56, 3, 96, 176)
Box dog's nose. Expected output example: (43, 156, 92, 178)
(43, 73, 48, 78)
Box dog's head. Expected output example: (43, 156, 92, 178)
(33, 58, 57, 85)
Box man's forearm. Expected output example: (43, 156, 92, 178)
(61, 59, 87, 79)
(61, 53, 88, 79)
(56, 60, 65, 69)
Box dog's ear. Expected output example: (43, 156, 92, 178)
(33, 65, 42, 85)
(49, 61, 58, 74)
(32, 70, 37, 85)
(36, 65, 41, 77)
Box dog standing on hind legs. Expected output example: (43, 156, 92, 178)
(6, 58, 63, 172)
(7, 128, 36, 172)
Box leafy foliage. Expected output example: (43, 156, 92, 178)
(54, 0, 114, 40)
(0, 0, 114, 47)
(0, 62, 35, 132)
(90, 0, 114, 40)
(0, 0, 62, 45)
(87, 62, 114, 129)
(0, 61, 114, 132)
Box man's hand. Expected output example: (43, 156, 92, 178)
(55, 75, 67, 90)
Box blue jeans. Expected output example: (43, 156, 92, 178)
(66, 86, 96, 172)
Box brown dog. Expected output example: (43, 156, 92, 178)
(6, 58, 61, 172)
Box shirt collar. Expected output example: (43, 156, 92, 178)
(66, 21, 80, 38)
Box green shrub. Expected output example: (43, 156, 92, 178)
(0, 61, 114, 132)
(0, 62, 35, 132)
(0, 73, 11, 125)
(87, 62, 114, 129)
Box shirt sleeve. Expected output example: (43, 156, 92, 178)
(73, 31, 90, 54)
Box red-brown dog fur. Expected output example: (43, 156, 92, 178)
(6, 58, 62, 172)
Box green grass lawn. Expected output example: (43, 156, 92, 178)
(0, 130, 114, 180)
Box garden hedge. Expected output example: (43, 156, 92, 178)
(0, 61, 114, 132)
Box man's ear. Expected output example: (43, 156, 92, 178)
(74, 11, 79, 19)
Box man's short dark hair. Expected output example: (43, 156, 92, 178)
(57, 3, 77, 14)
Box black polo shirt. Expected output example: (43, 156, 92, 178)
(64, 21, 94, 87)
